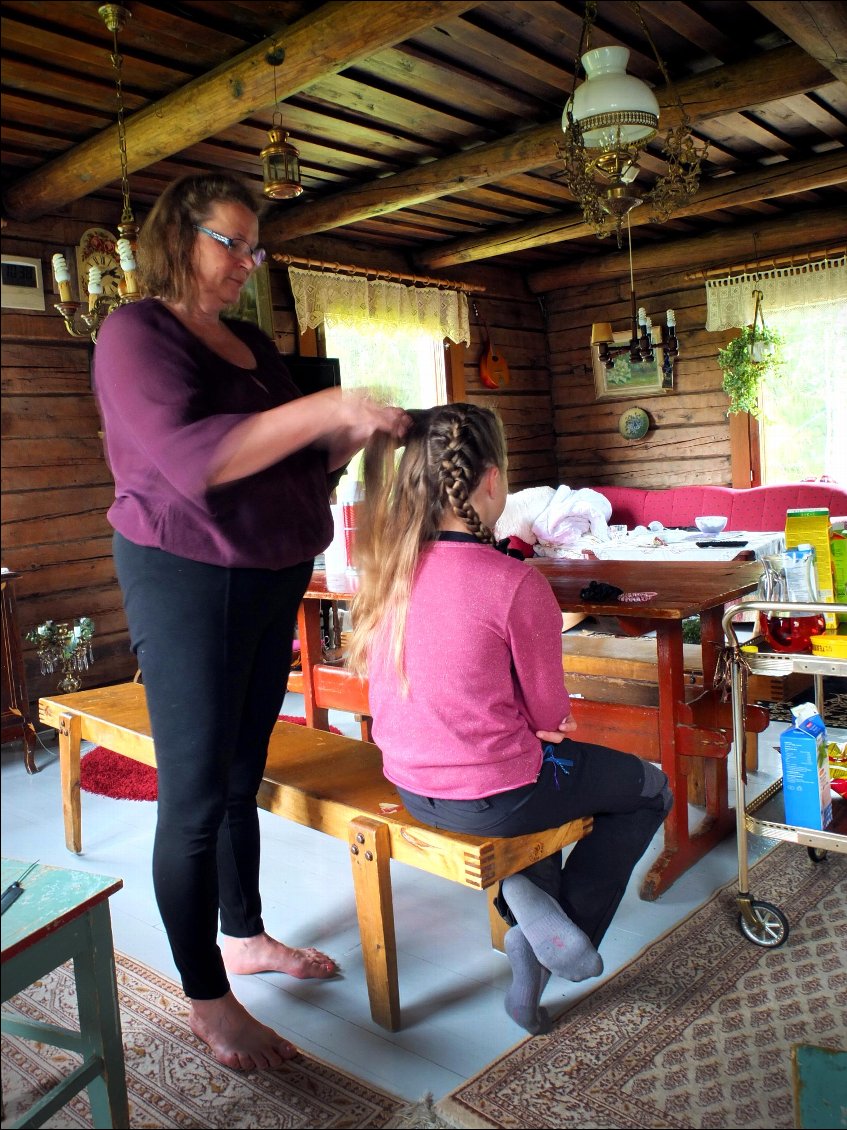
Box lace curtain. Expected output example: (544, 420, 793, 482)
(288, 266, 470, 344)
(705, 255, 847, 330)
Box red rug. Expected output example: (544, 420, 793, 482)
(80, 715, 343, 802)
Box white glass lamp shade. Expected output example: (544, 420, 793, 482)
(564, 47, 659, 151)
(261, 128, 303, 200)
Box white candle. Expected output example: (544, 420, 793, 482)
(116, 238, 138, 294)
(52, 253, 73, 302)
(87, 266, 103, 311)
(666, 309, 676, 328)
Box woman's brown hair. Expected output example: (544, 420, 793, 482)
(347, 403, 507, 684)
(137, 172, 262, 302)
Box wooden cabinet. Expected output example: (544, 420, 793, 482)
(1, 570, 38, 772)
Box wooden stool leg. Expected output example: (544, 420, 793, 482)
(59, 711, 83, 854)
(486, 885, 507, 954)
(347, 816, 400, 1031)
(74, 903, 129, 1128)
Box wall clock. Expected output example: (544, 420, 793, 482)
(76, 227, 121, 300)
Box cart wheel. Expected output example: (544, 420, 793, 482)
(737, 900, 789, 947)
(807, 846, 827, 863)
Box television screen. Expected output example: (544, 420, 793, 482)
(284, 355, 341, 397)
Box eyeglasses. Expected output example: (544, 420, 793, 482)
(194, 225, 266, 267)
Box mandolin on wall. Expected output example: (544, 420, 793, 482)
(473, 301, 511, 389)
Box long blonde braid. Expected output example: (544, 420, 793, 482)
(436, 417, 496, 545)
(347, 404, 506, 684)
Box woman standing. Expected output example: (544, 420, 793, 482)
(93, 172, 408, 1070)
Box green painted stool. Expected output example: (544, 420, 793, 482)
(1, 858, 128, 1129)
(792, 1044, 847, 1129)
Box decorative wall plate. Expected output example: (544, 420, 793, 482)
(618, 406, 650, 441)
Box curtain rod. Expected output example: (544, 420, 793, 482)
(271, 252, 486, 294)
(685, 247, 846, 281)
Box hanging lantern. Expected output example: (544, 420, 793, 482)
(261, 125, 303, 200)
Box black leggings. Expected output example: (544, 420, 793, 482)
(113, 532, 313, 1000)
(398, 741, 672, 950)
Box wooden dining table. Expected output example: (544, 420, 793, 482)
(294, 558, 768, 901)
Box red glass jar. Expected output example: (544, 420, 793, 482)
(759, 612, 826, 653)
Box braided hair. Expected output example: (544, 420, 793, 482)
(347, 403, 507, 684)
(430, 409, 503, 544)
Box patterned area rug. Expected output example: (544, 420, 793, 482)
(0, 953, 454, 1129)
(437, 843, 846, 1130)
(767, 691, 847, 729)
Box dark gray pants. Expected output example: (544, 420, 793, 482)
(398, 741, 671, 948)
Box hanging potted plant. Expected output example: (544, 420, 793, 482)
(716, 289, 783, 415)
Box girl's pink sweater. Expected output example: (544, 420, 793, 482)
(367, 541, 570, 799)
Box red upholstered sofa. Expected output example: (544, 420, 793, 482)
(592, 483, 847, 531)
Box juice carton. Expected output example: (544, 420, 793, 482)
(784, 508, 836, 627)
(830, 520, 847, 624)
(779, 702, 832, 831)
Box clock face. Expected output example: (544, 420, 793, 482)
(76, 228, 121, 298)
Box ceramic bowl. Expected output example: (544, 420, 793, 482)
(695, 515, 728, 536)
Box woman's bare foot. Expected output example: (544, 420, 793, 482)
(189, 991, 298, 1071)
(221, 932, 338, 978)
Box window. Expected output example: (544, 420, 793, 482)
(323, 320, 446, 410)
(706, 257, 847, 486)
(759, 301, 847, 483)
(323, 320, 447, 488)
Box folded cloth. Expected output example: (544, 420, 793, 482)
(532, 486, 612, 548)
(494, 486, 555, 545)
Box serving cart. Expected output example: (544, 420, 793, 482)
(722, 600, 846, 948)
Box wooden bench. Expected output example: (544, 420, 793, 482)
(39, 682, 592, 1032)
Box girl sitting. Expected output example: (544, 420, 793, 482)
(348, 404, 672, 1034)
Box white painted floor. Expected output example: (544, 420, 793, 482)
(2, 692, 835, 1105)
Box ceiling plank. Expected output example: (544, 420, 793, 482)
(526, 205, 847, 292)
(1, 0, 479, 222)
(749, 1, 847, 85)
(262, 44, 832, 245)
(416, 150, 847, 269)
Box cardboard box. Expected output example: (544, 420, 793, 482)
(780, 704, 833, 830)
(784, 508, 836, 627)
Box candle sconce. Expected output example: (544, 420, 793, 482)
(26, 617, 95, 694)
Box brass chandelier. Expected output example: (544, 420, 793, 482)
(52, 4, 140, 341)
(560, 0, 707, 245)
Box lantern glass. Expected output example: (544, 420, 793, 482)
(261, 128, 303, 200)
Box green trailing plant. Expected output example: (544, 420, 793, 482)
(717, 324, 784, 416)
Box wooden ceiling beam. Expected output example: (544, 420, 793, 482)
(1, 0, 478, 222)
(416, 150, 847, 269)
(749, 1, 847, 85)
(525, 205, 847, 292)
(265, 44, 831, 245)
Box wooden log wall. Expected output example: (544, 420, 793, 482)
(1, 209, 552, 707)
(546, 264, 734, 490)
(449, 264, 555, 490)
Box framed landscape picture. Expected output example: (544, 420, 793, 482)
(592, 330, 665, 400)
(223, 262, 274, 336)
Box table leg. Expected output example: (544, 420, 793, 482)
(297, 601, 331, 731)
(59, 711, 83, 854)
(640, 621, 733, 901)
(73, 903, 129, 1129)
